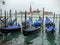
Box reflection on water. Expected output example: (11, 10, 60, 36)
(23, 29, 40, 45)
(2, 32, 21, 43)
(46, 31, 55, 45)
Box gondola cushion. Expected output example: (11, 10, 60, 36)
(47, 26, 56, 31)
(45, 17, 52, 24)
(34, 21, 42, 26)
(7, 24, 20, 29)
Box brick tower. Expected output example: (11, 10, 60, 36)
(30, 5, 32, 13)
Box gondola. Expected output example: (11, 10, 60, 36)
(0, 24, 21, 33)
(0, 23, 28, 33)
(45, 17, 56, 34)
(0, 17, 20, 33)
(23, 17, 42, 36)
(0, 19, 30, 33)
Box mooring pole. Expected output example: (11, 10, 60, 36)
(53, 12, 55, 24)
(59, 14, 60, 34)
(21, 11, 23, 32)
(7, 11, 8, 20)
(56, 14, 57, 21)
(9, 10, 12, 21)
(42, 8, 45, 31)
(30, 11, 33, 28)
(53, 12, 55, 30)
(9, 10, 12, 26)
(25, 11, 27, 29)
(4, 10, 6, 27)
(42, 8, 44, 30)
(0, 9, 2, 17)
(15, 10, 17, 25)
(42, 8, 45, 45)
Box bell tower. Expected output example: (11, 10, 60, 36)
(30, 4, 32, 13)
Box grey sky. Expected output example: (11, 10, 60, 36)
(0, 0, 60, 14)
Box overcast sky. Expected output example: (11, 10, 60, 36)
(0, 0, 60, 14)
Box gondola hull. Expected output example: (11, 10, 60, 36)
(0, 25, 28, 33)
(23, 27, 41, 36)
(0, 28, 21, 33)
(46, 28, 55, 34)
(45, 17, 56, 34)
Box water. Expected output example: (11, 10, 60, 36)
(0, 14, 60, 45)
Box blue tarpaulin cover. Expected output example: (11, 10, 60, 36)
(28, 17, 32, 23)
(45, 17, 56, 31)
(34, 21, 42, 25)
(47, 26, 56, 31)
(45, 17, 52, 24)
(6, 18, 17, 24)
(22, 17, 32, 25)
(7, 24, 20, 29)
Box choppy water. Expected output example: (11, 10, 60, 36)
(0, 14, 60, 45)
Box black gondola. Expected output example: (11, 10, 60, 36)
(23, 26, 41, 36)
(22, 17, 42, 36)
(45, 17, 56, 34)
(0, 24, 20, 33)
(0, 22, 28, 33)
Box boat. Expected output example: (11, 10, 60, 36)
(0, 22, 28, 33)
(0, 24, 21, 33)
(45, 17, 56, 34)
(0, 18, 30, 33)
(23, 17, 42, 36)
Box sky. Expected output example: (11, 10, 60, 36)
(0, 0, 60, 14)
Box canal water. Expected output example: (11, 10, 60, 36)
(0, 14, 60, 45)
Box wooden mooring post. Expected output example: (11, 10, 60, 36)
(7, 11, 8, 20)
(53, 12, 55, 25)
(42, 8, 45, 31)
(41, 8, 45, 45)
(21, 11, 23, 32)
(4, 10, 6, 27)
(0, 9, 2, 17)
(9, 10, 12, 21)
(59, 14, 60, 34)
(25, 11, 27, 29)
(9, 10, 12, 26)
(15, 10, 17, 25)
